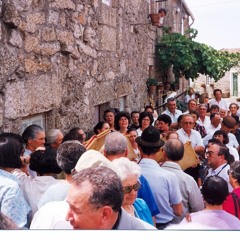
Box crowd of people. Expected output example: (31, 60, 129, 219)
(0, 88, 240, 230)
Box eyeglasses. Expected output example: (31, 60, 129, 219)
(123, 182, 141, 194)
(183, 122, 193, 125)
(205, 151, 220, 157)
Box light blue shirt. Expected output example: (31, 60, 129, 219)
(139, 158, 182, 223)
(0, 169, 31, 228)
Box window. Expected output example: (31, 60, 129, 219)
(119, 96, 126, 111)
(21, 114, 46, 134)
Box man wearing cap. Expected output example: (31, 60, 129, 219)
(136, 126, 183, 229)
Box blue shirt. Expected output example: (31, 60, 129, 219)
(137, 175, 160, 216)
(133, 198, 154, 226)
(139, 158, 182, 223)
(0, 169, 31, 228)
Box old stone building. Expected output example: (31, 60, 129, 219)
(0, 0, 193, 134)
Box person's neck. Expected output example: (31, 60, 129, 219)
(205, 203, 222, 211)
(122, 204, 134, 216)
(183, 128, 191, 137)
(141, 152, 158, 160)
(26, 145, 35, 152)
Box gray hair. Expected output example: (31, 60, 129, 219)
(104, 131, 127, 156)
(72, 165, 123, 212)
(163, 139, 184, 161)
(46, 129, 62, 144)
(57, 140, 86, 174)
(112, 157, 141, 181)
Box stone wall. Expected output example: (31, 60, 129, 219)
(0, 0, 156, 133)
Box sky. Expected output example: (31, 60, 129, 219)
(185, 0, 240, 50)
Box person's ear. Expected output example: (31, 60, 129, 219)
(99, 206, 114, 227)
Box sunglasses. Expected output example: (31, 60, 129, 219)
(123, 182, 141, 194)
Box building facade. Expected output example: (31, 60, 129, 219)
(0, 0, 192, 134)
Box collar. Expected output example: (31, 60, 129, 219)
(161, 161, 182, 170)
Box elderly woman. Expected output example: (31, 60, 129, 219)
(222, 161, 240, 219)
(114, 111, 131, 135)
(12, 147, 62, 219)
(112, 157, 154, 226)
(136, 112, 154, 136)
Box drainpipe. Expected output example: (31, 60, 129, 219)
(182, 0, 195, 27)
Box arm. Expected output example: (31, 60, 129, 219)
(172, 202, 183, 216)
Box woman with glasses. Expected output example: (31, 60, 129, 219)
(136, 112, 154, 136)
(112, 157, 155, 226)
(222, 162, 240, 219)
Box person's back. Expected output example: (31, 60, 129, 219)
(180, 176, 240, 229)
(161, 139, 204, 223)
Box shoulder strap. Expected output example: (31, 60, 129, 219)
(231, 192, 240, 218)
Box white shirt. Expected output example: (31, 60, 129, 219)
(209, 98, 229, 110)
(205, 123, 221, 135)
(196, 116, 211, 129)
(177, 128, 204, 148)
(11, 169, 60, 218)
(162, 109, 183, 124)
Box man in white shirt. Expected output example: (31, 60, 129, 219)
(206, 113, 221, 134)
(209, 89, 229, 110)
(196, 104, 210, 129)
(183, 99, 198, 114)
(162, 97, 182, 129)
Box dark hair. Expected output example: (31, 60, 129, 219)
(213, 130, 229, 144)
(131, 111, 140, 118)
(163, 139, 184, 161)
(189, 110, 199, 119)
(93, 121, 106, 135)
(158, 8, 167, 15)
(62, 132, 83, 143)
(0, 136, 22, 168)
(210, 104, 220, 112)
(22, 124, 44, 144)
(144, 105, 154, 113)
(0, 132, 24, 154)
(213, 89, 222, 96)
(177, 114, 184, 124)
(230, 161, 240, 184)
(103, 108, 116, 121)
(72, 165, 123, 212)
(29, 147, 62, 176)
(114, 111, 131, 131)
(126, 128, 137, 135)
(57, 140, 86, 174)
(229, 103, 239, 110)
(138, 145, 160, 155)
(138, 112, 154, 128)
(157, 114, 172, 126)
(210, 112, 220, 121)
(202, 176, 229, 205)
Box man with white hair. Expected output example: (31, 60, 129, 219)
(45, 129, 64, 149)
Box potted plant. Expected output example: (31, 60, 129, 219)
(146, 78, 158, 95)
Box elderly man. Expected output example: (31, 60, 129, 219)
(45, 129, 64, 149)
(136, 126, 183, 229)
(177, 114, 205, 183)
(206, 113, 221, 134)
(205, 142, 233, 192)
(161, 139, 204, 223)
(209, 89, 229, 109)
(104, 131, 128, 160)
(196, 104, 211, 129)
(104, 131, 160, 222)
(162, 97, 182, 129)
(183, 99, 198, 114)
(65, 165, 156, 229)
